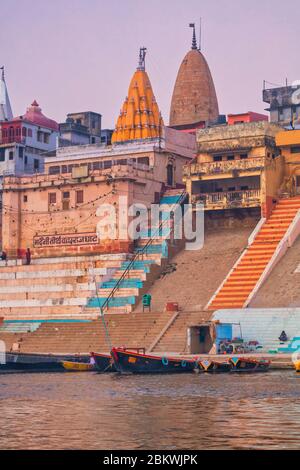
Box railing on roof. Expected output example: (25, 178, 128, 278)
(192, 189, 261, 209)
(184, 157, 265, 177)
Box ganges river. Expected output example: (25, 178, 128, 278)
(0, 370, 299, 450)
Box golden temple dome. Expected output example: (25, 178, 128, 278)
(169, 25, 219, 127)
(112, 48, 163, 144)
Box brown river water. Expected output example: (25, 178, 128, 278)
(0, 370, 299, 450)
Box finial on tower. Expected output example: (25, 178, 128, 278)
(137, 47, 147, 71)
(189, 23, 197, 50)
(0, 66, 4, 81)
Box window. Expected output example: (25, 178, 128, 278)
(62, 200, 70, 211)
(213, 156, 222, 162)
(24, 156, 28, 165)
(49, 166, 60, 175)
(93, 162, 101, 170)
(228, 187, 236, 191)
(240, 186, 249, 190)
(28, 129, 32, 138)
(103, 160, 112, 169)
(138, 157, 150, 166)
(19, 147, 24, 159)
(76, 190, 84, 204)
(49, 193, 56, 204)
(23, 195, 28, 203)
(22, 127, 27, 137)
(9, 151, 14, 160)
(44, 133, 50, 144)
(0, 150, 5, 162)
(240, 154, 248, 159)
(61, 165, 68, 174)
(227, 155, 234, 161)
(37, 131, 43, 142)
(34, 159, 39, 170)
(63, 192, 70, 199)
(291, 146, 300, 154)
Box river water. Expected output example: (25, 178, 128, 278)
(0, 370, 299, 450)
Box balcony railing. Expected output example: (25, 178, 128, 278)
(192, 189, 261, 210)
(0, 137, 26, 145)
(184, 157, 265, 177)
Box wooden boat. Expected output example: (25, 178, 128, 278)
(0, 352, 90, 373)
(91, 352, 116, 372)
(62, 361, 95, 372)
(294, 360, 300, 372)
(198, 359, 232, 373)
(111, 347, 197, 374)
(229, 356, 270, 372)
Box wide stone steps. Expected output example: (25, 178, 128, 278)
(0, 313, 173, 354)
(207, 197, 300, 310)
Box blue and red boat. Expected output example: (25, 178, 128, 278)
(110, 347, 197, 374)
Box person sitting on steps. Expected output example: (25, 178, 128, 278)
(279, 330, 288, 342)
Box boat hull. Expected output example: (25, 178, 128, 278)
(229, 357, 270, 372)
(91, 352, 115, 372)
(294, 360, 300, 372)
(198, 359, 232, 373)
(62, 361, 95, 372)
(0, 352, 90, 373)
(111, 348, 197, 374)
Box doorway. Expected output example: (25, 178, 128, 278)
(188, 324, 214, 354)
(166, 163, 174, 187)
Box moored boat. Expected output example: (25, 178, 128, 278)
(198, 359, 232, 373)
(0, 352, 90, 373)
(91, 352, 115, 372)
(111, 347, 197, 374)
(229, 357, 270, 372)
(294, 360, 300, 372)
(62, 361, 95, 372)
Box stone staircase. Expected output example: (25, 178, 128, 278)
(152, 311, 212, 354)
(207, 197, 300, 310)
(83, 190, 186, 315)
(0, 312, 174, 354)
(0, 254, 128, 320)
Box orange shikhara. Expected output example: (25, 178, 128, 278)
(112, 49, 163, 143)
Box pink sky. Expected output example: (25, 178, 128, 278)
(1, 0, 299, 128)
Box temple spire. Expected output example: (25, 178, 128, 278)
(189, 23, 197, 50)
(0, 66, 13, 121)
(137, 47, 147, 71)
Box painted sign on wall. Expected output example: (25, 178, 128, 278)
(33, 232, 99, 248)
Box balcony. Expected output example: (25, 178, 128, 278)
(184, 157, 265, 178)
(192, 189, 261, 210)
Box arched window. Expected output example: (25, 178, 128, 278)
(22, 127, 27, 137)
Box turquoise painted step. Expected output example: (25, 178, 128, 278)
(0, 322, 41, 333)
(87, 296, 136, 308)
(135, 245, 163, 254)
(139, 227, 171, 238)
(160, 195, 182, 204)
(100, 279, 143, 289)
(120, 261, 151, 272)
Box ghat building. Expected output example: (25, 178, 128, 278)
(2, 49, 195, 260)
(0, 69, 59, 176)
(2, 31, 300, 358)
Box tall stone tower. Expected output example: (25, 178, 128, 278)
(169, 25, 219, 127)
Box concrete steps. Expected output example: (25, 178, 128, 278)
(208, 197, 300, 310)
(0, 313, 174, 354)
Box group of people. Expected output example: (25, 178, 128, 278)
(1, 248, 32, 265)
